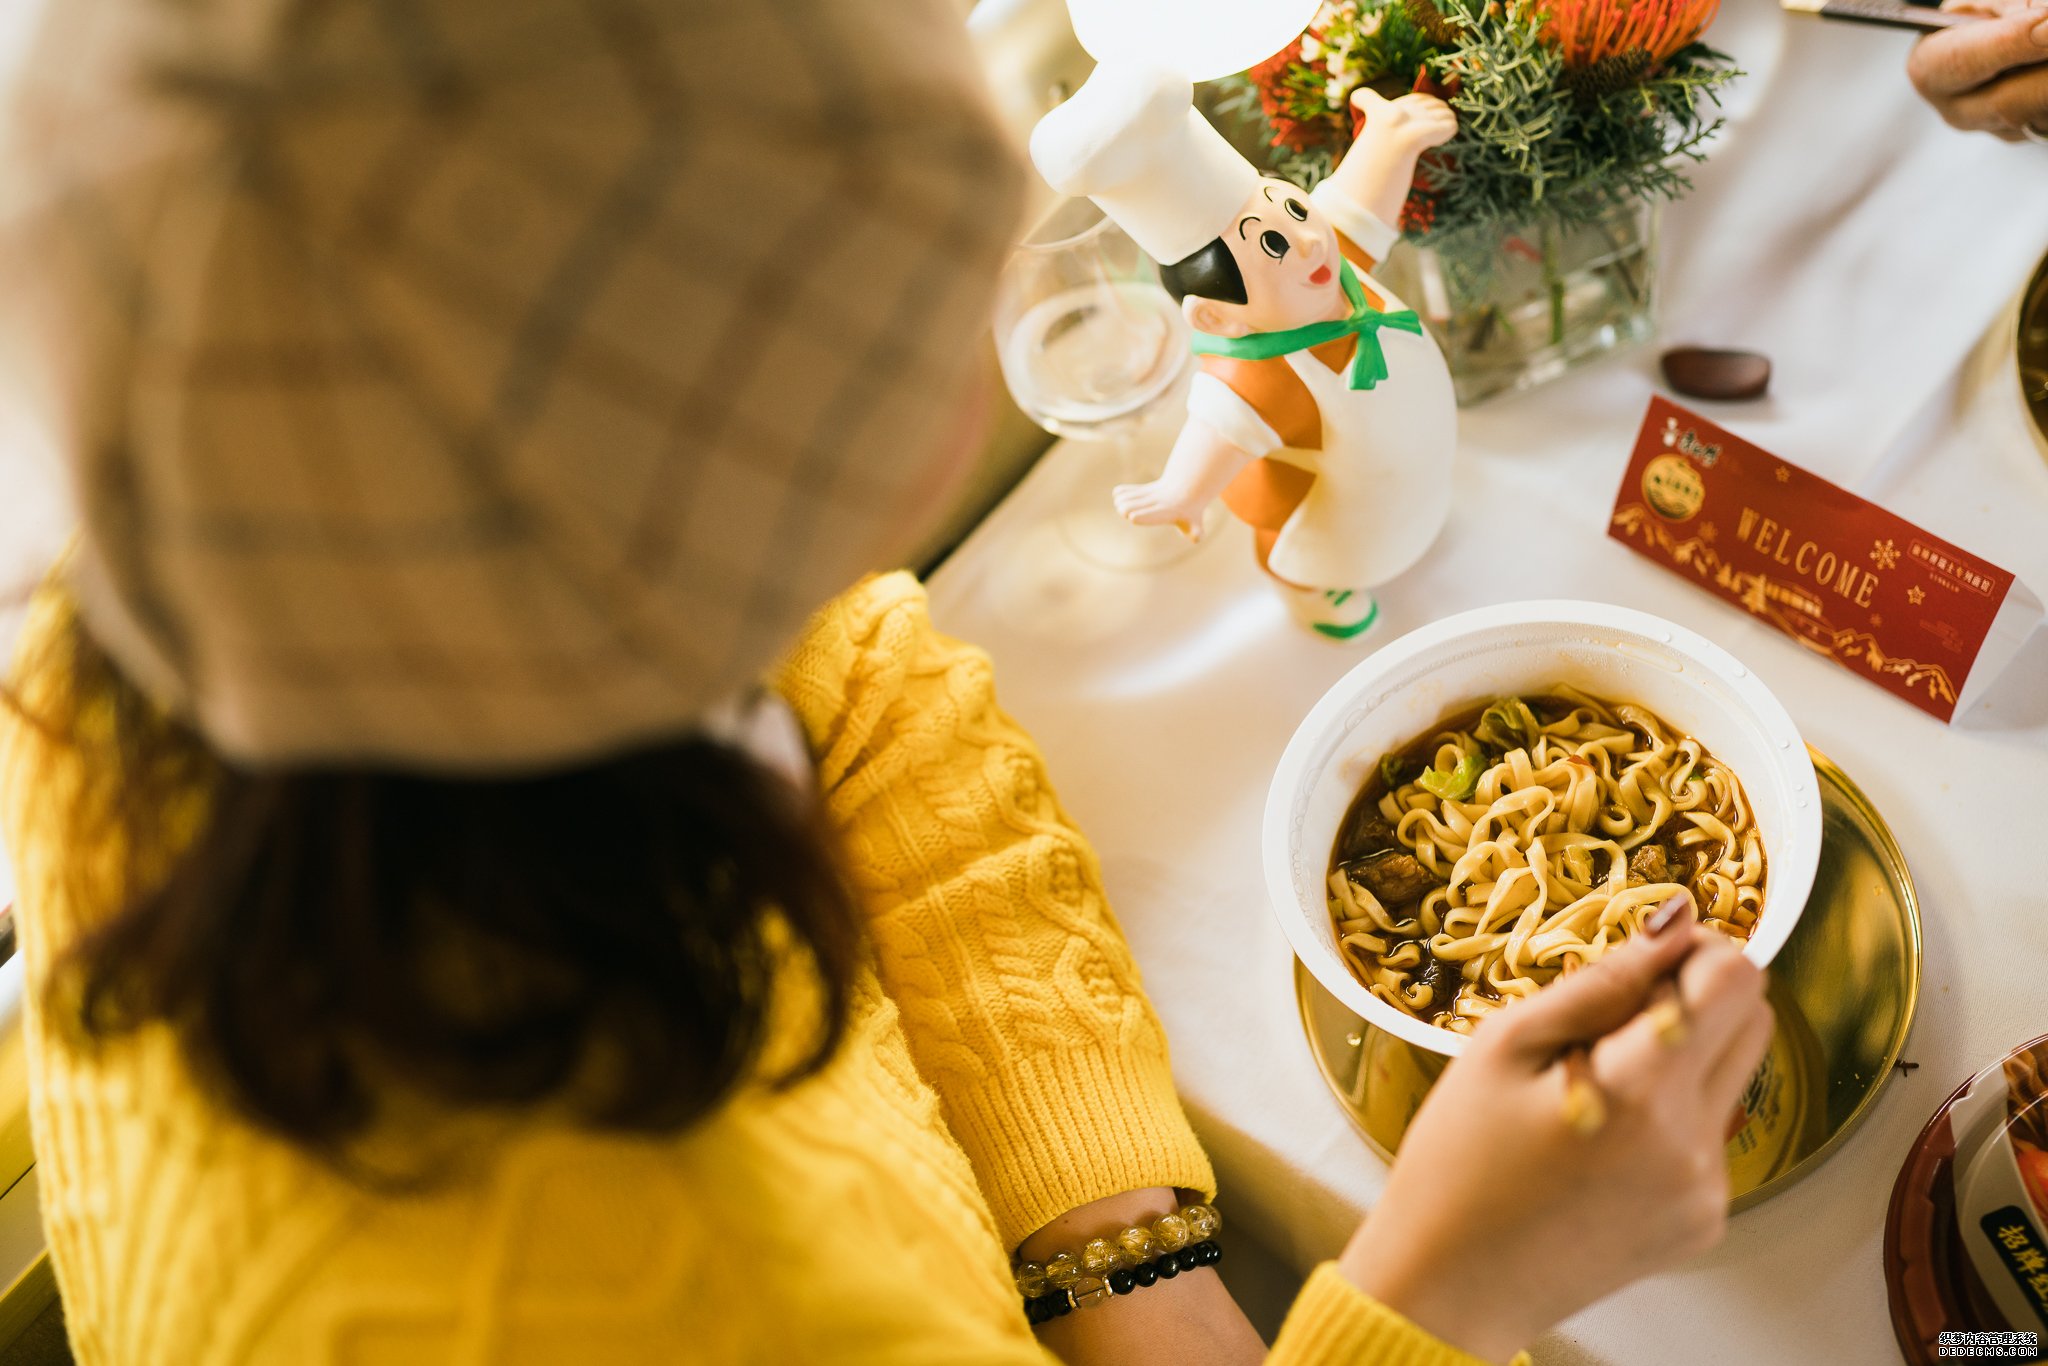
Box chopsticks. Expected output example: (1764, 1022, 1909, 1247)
(1645, 979, 1690, 1049)
(1561, 1050, 1609, 1136)
(1779, 0, 1976, 34)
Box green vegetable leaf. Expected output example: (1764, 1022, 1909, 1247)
(1379, 752, 1410, 789)
(1420, 752, 1484, 802)
(1475, 697, 1539, 752)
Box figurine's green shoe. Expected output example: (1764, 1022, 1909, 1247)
(1286, 586, 1378, 640)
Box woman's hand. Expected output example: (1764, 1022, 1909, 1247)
(1908, 0, 2048, 140)
(1338, 912, 1774, 1365)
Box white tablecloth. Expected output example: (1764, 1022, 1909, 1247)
(928, 5, 2048, 1361)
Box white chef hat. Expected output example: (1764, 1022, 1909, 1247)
(1029, 62, 1262, 268)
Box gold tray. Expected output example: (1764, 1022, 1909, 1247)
(2022, 248, 2048, 458)
(1295, 745, 1923, 1212)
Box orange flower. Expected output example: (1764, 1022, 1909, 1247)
(1541, 0, 1720, 69)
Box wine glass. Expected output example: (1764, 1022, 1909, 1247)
(993, 198, 1219, 571)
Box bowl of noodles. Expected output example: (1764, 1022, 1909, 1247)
(1264, 600, 1822, 1057)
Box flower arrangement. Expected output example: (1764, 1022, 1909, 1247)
(1217, 0, 1739, 402)
(1223, 0, 1738, 246)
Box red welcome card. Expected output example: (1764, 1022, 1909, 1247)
(1608, 398, 2040, 722)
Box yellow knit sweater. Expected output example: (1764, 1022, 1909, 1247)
(2, 573, 1488, 1365)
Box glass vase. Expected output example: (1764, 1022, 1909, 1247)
(1376, 201, 1658, 406)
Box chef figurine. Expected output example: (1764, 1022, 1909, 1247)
(1031, 64, 1458, 638)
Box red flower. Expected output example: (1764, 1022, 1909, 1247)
(1253, 36, 1350, 152)
(1398, 153, 1447, 234)
(1249, 36, 1305, 96)
(1399, 189, 1438, 234)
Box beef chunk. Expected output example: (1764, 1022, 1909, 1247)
(1338, 809, 1400, 860)
(1349, 850, 1439, 906)
(1628, 841, 1697, 888)
(1627, 844, 1669, 885)
(1665, 843, 1698, 886)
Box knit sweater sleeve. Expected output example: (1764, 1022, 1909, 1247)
(1269, 1264, 1534, 1366)
(773, 573, 1214, 1251)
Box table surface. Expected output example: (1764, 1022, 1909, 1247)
(928, 5, 2048, 1362)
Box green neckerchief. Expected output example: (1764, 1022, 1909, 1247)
(1188, 259, 1421, 391)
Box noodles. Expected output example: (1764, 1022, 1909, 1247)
(2006, 1046, 2048, 1155)
(1327, 688, 1764, 1034)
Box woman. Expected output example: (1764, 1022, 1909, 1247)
(0, 1, 1772, 1363)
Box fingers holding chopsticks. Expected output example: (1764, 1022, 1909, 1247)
(1346, 892, 1780, 1360)
(1704, 991, 1778, 1120)
(1672, 931, 1769, 1078)
(1591, 922, 1771, 1103)
(1492, 891, 1700, 1062)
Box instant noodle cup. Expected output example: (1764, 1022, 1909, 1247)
(1886, 1036, 2048, 1361)
(1264, 600, 1823, 1057)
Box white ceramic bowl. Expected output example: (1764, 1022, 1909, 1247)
(1263, 600, 1822, 1058)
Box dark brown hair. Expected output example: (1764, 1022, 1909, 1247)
(9, 598, 863, 1156)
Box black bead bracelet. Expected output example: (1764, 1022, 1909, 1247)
(1022, 1240, 1224, 1324)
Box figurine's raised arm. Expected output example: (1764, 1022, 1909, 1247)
(1323, 88, 1458, 240)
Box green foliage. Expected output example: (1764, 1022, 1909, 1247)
(1423, 0, 1736, 244)
(1275, 144, 1345, 190)
(1214, 0, 1741, 247)
(1368, 3, 1442, 85)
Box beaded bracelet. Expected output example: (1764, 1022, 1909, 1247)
(1015, 1202, 1223, 1323)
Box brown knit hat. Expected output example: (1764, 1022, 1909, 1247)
(0, 0, 1024, 771)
